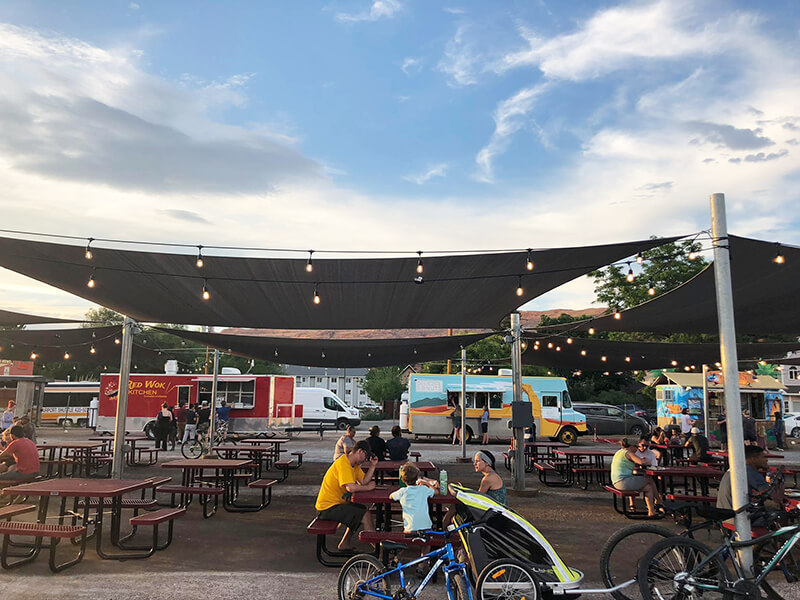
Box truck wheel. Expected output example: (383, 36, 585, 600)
(336, 419, 349, 431)
(451, 427, 473, 443)
(792, 427, 800, 438)
(557, 426, 578, 445)
(60, 419, 74, 427)
(144, 421, 156, 440)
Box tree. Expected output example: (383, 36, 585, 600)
(361, 366, 405, 413)
(83, 307, 124, 325)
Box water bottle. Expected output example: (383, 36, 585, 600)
(439, 469, 448, 495)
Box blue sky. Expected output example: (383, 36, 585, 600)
(0, 1, 798, 319)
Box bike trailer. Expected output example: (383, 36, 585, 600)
(451, 484, 584, 595)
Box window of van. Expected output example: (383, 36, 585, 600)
(489, 392, 503, 409)
(542, 395, 558, 408)
(323, 396, 343, 412)
(562, 391, 572, 409)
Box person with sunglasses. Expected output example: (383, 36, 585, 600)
(635, 437, 659, 467)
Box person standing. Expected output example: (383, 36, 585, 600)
(680, 408, 694, 440)
(771, 410, 784, 451)
(182, 403, 198, 443)
(742, 409, 757, 446)
(451, 399, 462, 445)
(174, 402, 187, 443)
(366, 425, 387, 461)
(334, 425, 357, 460)
(154, 402, 173, 451)
(480, 404, 490, 445)
(197, 401, 211, 437)
(716, 409, 727, 450)
(386, 425, 411, 461)
(167, 405, 178, 450)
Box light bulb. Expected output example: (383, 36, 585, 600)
(614, 311, 621, 320)
(601, 356, 607, 362)
(580, 350, 587, 356)
(566, 338, 573, 344)
(114, 338, 120, 345)
(555, 346, 561, 352)
(64, 351, 71, 360)
(306, 250, 314, 273)
(774, 245, 785, 264)
(90, 345, 96, 354)
(636, 251, 643, 264)
(526, 249, 534, 271)
(671, 360, 678, 366)
(688, 251, 697, 260)
(85, 238, 93, 260)
(416, 251, 424, 274)
(588, 328, 595, 335)
(516, 276, 523, 297)
(625, 356, 631, 362)
(30, 352, 37, 360)
(202, 280, 210, 300)
(313, 285, 321, 305)
(626, 266, 634, 282)
(547, 342, 553, 349)
(648, 281, 655, 296)
(196, 246, 204, 268)
(87, 273, 96, 288)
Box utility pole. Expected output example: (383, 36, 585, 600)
(205, 349, 220, 456)
(510, 312, 525, 491)
(111, 317, 135, 479)
(461, 347, 466, 459)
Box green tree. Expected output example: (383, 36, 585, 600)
(361, 366, 405, 411)
(83, 307, 124, 325)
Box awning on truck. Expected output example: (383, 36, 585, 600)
(0, 234, 679, 329)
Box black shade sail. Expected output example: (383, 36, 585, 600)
(0, 235, 679, 329)
(0, 326, 154, 364)
(0, 308, 83, 326)
(156, 327, 492, 368)
(522, 335, 800, 372)
(535, 236, 800, 335)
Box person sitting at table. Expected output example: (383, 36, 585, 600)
(685, 427, 711, 464)
(154, 402, 173, 451)
(611, 438, 661, 518)
(716, 445, 784, 525)
(649, 427, 666, 462)
(315, 440, 378, 551)
(386, 425, 411, 461)
(0, 425, 40, 480)
(366, 425, 387, 461)
(444, 450, 507, 527)
(19, 415, 36, 443)
(334, 425, 357, 461)
(635, 437, 659, 466)
(390, 462, 440, 571)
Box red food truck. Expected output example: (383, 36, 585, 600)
(97, 373, 300, 436)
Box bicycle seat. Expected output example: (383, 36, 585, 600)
(381, 541, 408, 552)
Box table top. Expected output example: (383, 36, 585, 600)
(553, 448, 616, 457)
(524, 441, 568, 448)
(709, 450, 784, 459)
(212, 445, 272, 453)
(652, 443, 686, 449)
(88, 436, 148, 443)
(373, 460, 436, 472)
(1, 478, 152, 497)
(239, 438, 290, 444)
(38, 441, 105, 449)
(642, 466, 723, 477)
(161, 458, 253, 469)
(351, 486, 457, 505)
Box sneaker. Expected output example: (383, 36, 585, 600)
(776, 448, 785, 451)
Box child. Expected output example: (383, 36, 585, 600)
(390, 463, 440, 570)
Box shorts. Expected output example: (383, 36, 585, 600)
(318, 502, 367, 531)
(480, 422, 488, 434)
(197, 422, 210, 434)
(744, 433, 757, 443)
(0, 469, 39, 481)
(613, 476, 646, 491)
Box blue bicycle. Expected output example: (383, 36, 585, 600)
(337, 523, 474, 600)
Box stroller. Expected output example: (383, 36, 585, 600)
(450, 484, 585, 597)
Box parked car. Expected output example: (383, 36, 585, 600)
(573, 402, 651, 437)
(619, 403, 655, 425)
(784, 413, 800, 438)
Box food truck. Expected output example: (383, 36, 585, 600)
(97, 372, 300, 436)
(654, 371, 784, 446)
(407, 372, 587, 445)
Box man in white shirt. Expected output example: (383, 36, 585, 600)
(634, 438, 658, 466)
(680, 408, 694, 440)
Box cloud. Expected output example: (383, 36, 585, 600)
(0, 24, 323, 194)
(686, 121, 774, 150)
(438, 25, 481, 87)
(474, 83, 549, 182)
(335, 0, 402, 23)
(444, 7, 465, 15)
(784, 122, 799, 131)
(161, 209, 211, 224)
(400, 57, 421, 76)
(743, 149, 789, 163)
(637, 182, 673, 192)
(786, 139, 799, 146)
(403, 163, 448, 185)
(129, 2, 140, 9)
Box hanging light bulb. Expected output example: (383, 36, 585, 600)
(601, 356, 607, 362)
(306, 250, 314, 273)
(85, 238, 94, 260)
(202, 279, 210, 300)
(547, 342, 553, 349)
(613, 310, 621, 320)
(87, 271, 96, 288)
(635, 251, 643, 264)
(416, 251, 424, 274)
(274, 348, 279, 357)
(684, 366, 691, 372)
(566, 338, 573, 344)
(580, 349, 587, 356)
(671, 360, 678, 366)
(555, 346, 561, 352)
(196, 245, 204, 268)
(648, 280, 656, 296)
(516, 276, 524, 297)
(321, 350, 326, 358)
(90, 345, 96, 354)
(688, 250, 697, 260)
(63, 351, 71, 360)
(625, 356, 631, 362)
(313, 284, 321, 305)
(29, 351, 37, 360)
(626, 264, 635, 283)
(774, 244, 785, 264)
(114, 337, 121, 345)
(525, 249, 534, 271)
(588, 327, 595, 335)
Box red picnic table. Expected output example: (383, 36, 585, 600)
(550, 448, 616, 488)
(351, 485, 457, 531)
(89, 434, 155, 467)
(639, 465, 723, 498)
(522, 441, 569, 472)
(38, 441, 106, 477)
(372, 460, 436, 484)
(1, 477, 156, 562)
(161, 458, 257, 513)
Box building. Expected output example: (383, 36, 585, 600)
(779, 359, 800, 413)
(282, 366, 372, 407)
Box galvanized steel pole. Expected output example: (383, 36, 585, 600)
(111, 317, 134, 479)
(461, 347, 467, 459)
(511, 312, 525, 491)
(702, 364, 710, 436)
(710, 192, 753, 574)
(205, 349, 220, 456)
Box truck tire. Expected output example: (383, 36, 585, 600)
(144, 421, 156, 440)
(451, 426, 473, 443)
(792, 427, 800, 438)
(557, 426, 578, 445)
(336, 418, 349, 431)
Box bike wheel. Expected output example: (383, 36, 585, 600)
(476, 558, 540, 600)
(181, 438, 203, 459)
(600, 523, 674, 600)
(754, 538, 798, 599)
(637, 537, 732, 600)
(451, 571, 472, 600)
(337, 554, 388, 600)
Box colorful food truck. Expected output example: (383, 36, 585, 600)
(97, 373, 300, 435)
(407, 373, 587, 445)
(654, 371, 784, 446)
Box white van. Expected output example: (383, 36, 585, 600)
(295, 387, 361, 431)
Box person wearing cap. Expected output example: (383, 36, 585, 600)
(684, 426, 710, 464)
(315, 439, 378, 550)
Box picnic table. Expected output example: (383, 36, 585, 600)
(708, 450, 784, 471)
(651, 442, 688, 466)
(372, 460, 436, 484)
(212, 444, 280, 477)
(351, 485, 457, 531)
(523, 441, 568, 472)
(235, 438, 290, 468)
(550, 448, 616, 488)
(161, 458, 256, 513)
(38, 442, 106, 477)
(639, 465, 723, 497)
(89, 434, 155, 467)
(1, 477, 155, 560)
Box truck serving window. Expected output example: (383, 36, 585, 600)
(542, 395, 558, 408)
(489, 392, 503, 409)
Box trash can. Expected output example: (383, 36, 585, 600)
(399, 401, 409, 432)
(88, 398, 99, 429)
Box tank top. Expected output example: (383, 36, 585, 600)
(485, 484, 507, 505)
(611, 448, 636, 483)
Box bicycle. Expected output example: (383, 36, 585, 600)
(180, 421, 230, 458)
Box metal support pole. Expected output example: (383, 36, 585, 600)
(710, 192, 752, 574)
(111, 317, 135, 479)
(511, 313, 525, 491)
(702, 364, 710, 436)
(447, 328, 453, 374)
(461, 347, 467, 459)
(205, 349, 220, 455)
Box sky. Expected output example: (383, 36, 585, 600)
(0, 0, 798, 320)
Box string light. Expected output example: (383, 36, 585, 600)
(566, 338, 573, 344)
(63, 351, 71, 360)
(684, 366, 691, 371)
(613, 310, 621, 320)
(688, 250, 697, 260)
(90, 345, 96, 354)
(87, 271, 96, 288)
(306, 251, 314, 273)
(648, 280, 656, 296)
(758, 360, 766, 366)
(516, 276, 524, 297)
(671, 360, 678, 366)
(313, 284, 321, 305)
(635, 251, 643, 264)
(29, 351, 37, 360)
(416, 251, 424, 274)
(274, 349, 278, 357)
(774, 243, 785, 264)
(625, 356, 631, 362)
(601, 356, 607, 362)
(85, 238, 94, 260)
(555, 346, 561, 352)
(202, 280, 210, 300)
(580, 349, 587, 356)
(196, 245, 204, 268)
(114, 337, 121, 345)
(588, 328, 595, 335)
(626, 264, 635, 283)
(547, 342, 554, 349)
(526, 249, 534, 271)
